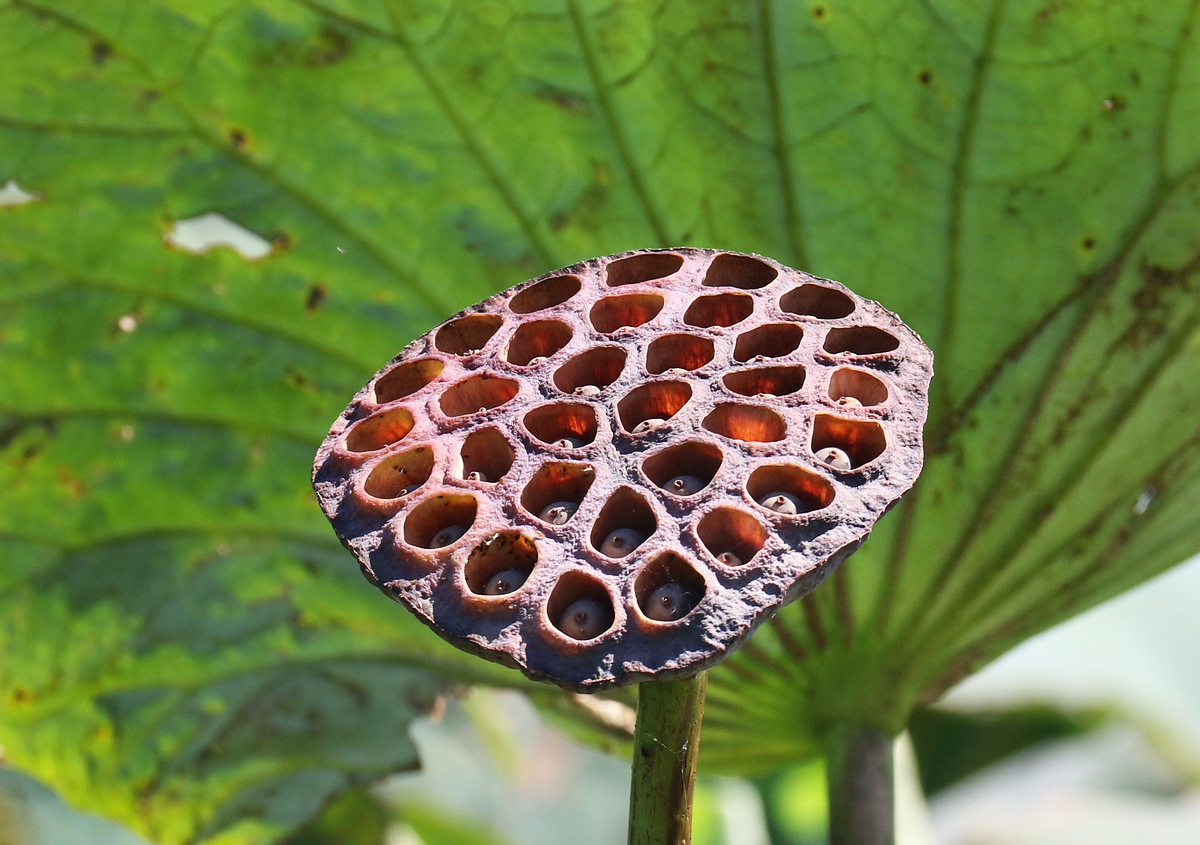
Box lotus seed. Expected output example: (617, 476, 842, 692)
(431, 524, 468, 547)
(558, 597, 610, 639)
(574, 384, 601, 396)
(553, 436, 586, 448)
(816, 447, 852, 470)
(600, 528, 646, 557)
(666, 475, 704, 495)
(665, 367, 688, 375)
(645, 582, 699, 621)
(758, 490, 803, 515)
(716, 551, 743, 566)
(836, 396, 863, 408)
(632, 418, 666, 433)
(400, 484, 421, 495)
(483, 568, 527, 595)
(528, 356, 546, 366)
(538, 501, 578, 525)
(466, 470, 488, 482)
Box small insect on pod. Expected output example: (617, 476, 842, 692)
(313, 248, 931, 691)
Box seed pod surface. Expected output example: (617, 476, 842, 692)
(313, 248, 932, 690)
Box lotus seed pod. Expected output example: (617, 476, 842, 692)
(483, 568, 527, 595)
(645, 582, 699, 621)
(667, 475, 704, 496)
(539, 501, 579, 525)
(600, 528, 646, 558)
(558, 598, 612, 640)
(816, 447, 853, 470)
(313, 247, 932, 690)
(757, 491, 803, 515)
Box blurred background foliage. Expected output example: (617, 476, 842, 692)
(2, 0, 1200, 842)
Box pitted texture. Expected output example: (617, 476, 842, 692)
(313, 248, 932, 690)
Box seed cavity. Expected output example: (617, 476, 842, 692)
(432, 525, 468, 547)
(645, 583, 699, 621)
(538, 501, 578, 525)
(667, 475, 704, 495)
(484, 568, 527, 595)
(559, 598, 611, 639)
(634, 552, 706, 624)
(600, 528, 647, 558)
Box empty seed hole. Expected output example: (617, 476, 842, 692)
(617, 381, 692, 434)
(590, 293, 665, 333)
(439, 374, 519, 417)
(701, 403, 787, 443)
(812, 414, 887, 469)
(697, 508, 767, 567)
(605, 252, 684, 286)
(781, 283, 855, 319)
(590, 488, 656, 558)
(642, 440, 722, 497)
(829, 367, 888, 407)
(344, 407, 415, 452)
(553, 346, 626, 394)
(645, 334, 715, 374)
(547, 571, 616, 641)
(524, 403, 598, 448)
(434, 313, 503, 354)
(464, 532, 538, 596)
(747, 465, 835, 515)
(634, 553, 706, 623)
(683, 293, 754, 328)
(520, 462, 595, 524)
(363, 445, 434, 499)
(823, 326, 900, 355)
(733, 323, 804, 362)
(374, 358, 444, 404)
(703, 253, 777, 289)
(403, 494, 478, 548)
(509, 274, 581, 313)
(456, 428, 515, 483)
(505, 319, 573, 366)
(723, 366, 806, 397)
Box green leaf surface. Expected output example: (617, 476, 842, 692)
(2, 0, 1199, 839)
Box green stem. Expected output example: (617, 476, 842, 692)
(823, 724, 894, 845)
(627, 672, 707, 845)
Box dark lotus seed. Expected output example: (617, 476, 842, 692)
(667, 474, 704, 495)
(645, 582, 698, 621)
(558, 597, 610, 639)
(538, 501, 578, 525)
(599, 528, 646, 557)
(758, 491, 803, 515)
(400, 484, 421, 495)
(553, 436, 585, 448)
(466, 470, 488, 482)
(483, 568, 527, 595)
(816, 446, 852, 470)
(431, 524, 468, 547)
(717, 551, 743, 566)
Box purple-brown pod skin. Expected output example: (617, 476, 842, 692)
(312, 248, 933, 691)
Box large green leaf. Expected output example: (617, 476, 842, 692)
(2, 0, 1199, 839)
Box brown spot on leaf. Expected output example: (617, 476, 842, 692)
(91, 40, 113, 65)
(305, 283, 327, 312)
(918, 70, 932, 86)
